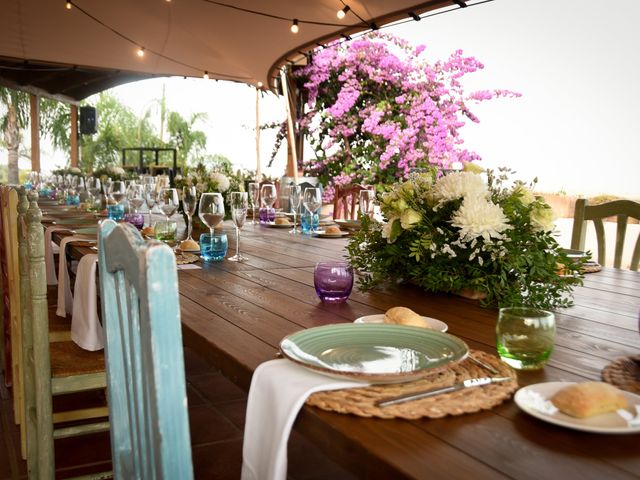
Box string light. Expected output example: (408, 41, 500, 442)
(408, 12, 421, 21)
(290, 19, 299, 33)
(337, 6, 350, 19)
(65, 1, 72, 10)
(203, 71, 209, 79)
(257, 81, 263, 88)
(136, 47, 145, 57)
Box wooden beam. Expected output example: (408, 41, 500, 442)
(29, 94, 41, 172)
(255, 88, 261, 182)
(280, 69, 298, 181)
(70, 105, 79, 168)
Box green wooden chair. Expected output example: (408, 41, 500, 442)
(98, 219, 193, 479)
(18, 188, 109, 479)
(570, 198, 640, 271)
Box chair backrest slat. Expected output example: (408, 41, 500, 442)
(570, 198, 640, 270)
(98, 220, 193, 480)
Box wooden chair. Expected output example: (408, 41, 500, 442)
(18, 188, 109, 479)
(332, 184, 371, 220)
(98, 220, 193, 479)
(570, 198, 640, 270)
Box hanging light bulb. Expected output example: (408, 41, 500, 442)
(257, 81, 263, 88)
(65, 1, 72, 10)
(137, 47, 145, 58)
(203, 71, 209, 80)
(290, 19, 299, 34)
(337, 6, 350, 19)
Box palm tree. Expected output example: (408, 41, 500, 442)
(166, 111, 208, 167)
(0, 88, 29, 183)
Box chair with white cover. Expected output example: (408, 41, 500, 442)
(570, 198, 640, 270)
(98, 220, 193, 479)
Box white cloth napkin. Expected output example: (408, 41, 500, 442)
(56, 236, 95, 318)
(241, 359, 368, 480)
(44, 226, 70, 285)
(71, 253, 103, 351)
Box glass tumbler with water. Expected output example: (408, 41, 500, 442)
(496, 307, 556, 370)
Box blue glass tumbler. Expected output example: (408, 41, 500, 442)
(300, 211, 319, 234)
(200, 233, 228, 262)
(107, 203, 125, 221)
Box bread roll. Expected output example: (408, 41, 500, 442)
(551, 382, 628, 418)
(179, 239, 199, 251)
(384, 306, 431, 329)
(275, 217, 290, 225)
(324, 225, 342, 234)
(141, 226, 155, 237)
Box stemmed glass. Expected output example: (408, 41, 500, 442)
(144, 182, 157, 227)
(86, 177, 101, 211)
(198, 192, 225, 235)
(286, 184, 302, 234)
(260, 183, 277, 222)
(109, 180, 126, 204)
(158, 188, 179, 222)
(248, 182, 260, 224)
(303, 187, 322, 235)
(182, 186, 198, 241)
(359, 189, 376, 220)
(128, 184, 145, 213)
(228, 192, 248, 262)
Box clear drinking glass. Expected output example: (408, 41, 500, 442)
(182, 186, 198, 241)
(496, 307, 556, 370)
(286, 184, 302, 234)
(86, 177, 102, 212)
(303, 187, 322, 234)
(248, 182, 260, 225)
(109, 180, 126, 204)
(144, 182, 157, 227)
(261, 184, 277, 208)
(199, 192, 225, 235)
(158, 188, 179, 222)
(128, 184, 145, 213)
(228, 192, 248, 262)
(359, 189, 376, 220)
(313, 261, 354, 303)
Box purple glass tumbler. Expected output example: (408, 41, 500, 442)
(314, 261, 354, 303)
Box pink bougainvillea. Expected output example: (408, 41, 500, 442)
(296, 32, 520, 201)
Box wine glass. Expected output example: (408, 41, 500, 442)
(144, 182, 157, 227)
(109, 180, 126, 204)
(286, 184, 302, 234)
(128, 184, 145, 213)
(359, 188, 376, 220)
(260, 183, 277, 209)
(158, 188, 179, 222)
(248, 182, 260, 225)
(199, 192, 225, 235)
(228, 192, 248, 262)
(182, 186, 198, 241)
(303, 187, 322, 234)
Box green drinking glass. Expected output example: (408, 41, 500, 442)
(496, 307, 556, 370)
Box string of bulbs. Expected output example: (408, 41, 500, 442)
(62, 0, 493, 90)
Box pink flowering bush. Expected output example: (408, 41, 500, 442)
(297, 33, 520, 201)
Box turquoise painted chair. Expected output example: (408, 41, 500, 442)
(570, 198, 640, 270)
(98, 220, 193, 479)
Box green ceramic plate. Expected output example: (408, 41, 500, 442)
(279, 323, 468, 383)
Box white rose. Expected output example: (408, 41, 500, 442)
(400, 209, 421, 230)
(531, 205, 556, 232)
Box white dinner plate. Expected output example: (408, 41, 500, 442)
(514, 382, 640, 434)
(313, 230, 349, 238)
(354, 314, 448, 332)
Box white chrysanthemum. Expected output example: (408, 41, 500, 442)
(531, 205, 556, 232)
(451, 198, 511, 242)
(210, 172, 230, 192)
(433, 171, 488, 203)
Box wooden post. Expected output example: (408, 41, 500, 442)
(255, 88, 261, 182)
(29, 94, 41, 172)
(280, 69, 298, 182)
(70, 105, 79, 168)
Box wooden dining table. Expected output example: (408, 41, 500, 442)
(46, 202, 640, 479)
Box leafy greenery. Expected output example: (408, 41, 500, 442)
(346, 167, 584, 309)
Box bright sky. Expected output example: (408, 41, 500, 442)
(42, 0, 640, 197)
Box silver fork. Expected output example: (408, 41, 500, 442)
(467, 354, 501, 376)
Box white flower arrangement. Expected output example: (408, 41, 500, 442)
(347, 167, 584, 309)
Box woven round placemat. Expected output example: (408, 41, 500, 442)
(175, 252, 199, 265)
(306, 350, 518, 420)
(582, 263, 602, 273)
(601, 355, 640, 394)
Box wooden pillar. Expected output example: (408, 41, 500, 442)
(280, 69, 298, 181)
(29, 94, 41, 172)
(70, 105, 79, 168)
(255, 88, 262, 182)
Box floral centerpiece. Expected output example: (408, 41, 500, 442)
(52, 167, 84, 177)
(91, 165, 130, 181)
(297, 32, 520, 201)
(347, 167, 583, 309)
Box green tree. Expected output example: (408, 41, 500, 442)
(0, 88, 29, 183)
(166, 111, 207, 167)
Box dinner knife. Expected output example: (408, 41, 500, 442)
(375, 377, 513, 407)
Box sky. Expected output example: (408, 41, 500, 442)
(39, 0, 640, 197)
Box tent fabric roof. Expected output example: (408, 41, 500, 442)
(0, 0, 463, 101)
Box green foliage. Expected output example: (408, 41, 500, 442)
(347, 168, 585, 309)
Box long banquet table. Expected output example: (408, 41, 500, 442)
(178, 222, 640, 480)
